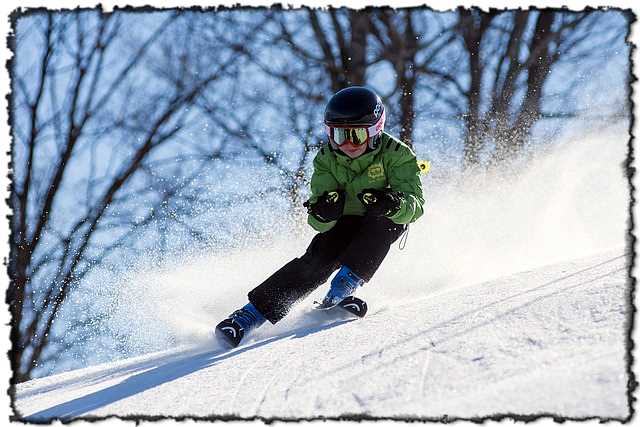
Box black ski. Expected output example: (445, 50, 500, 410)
(337, 296, 368, 317)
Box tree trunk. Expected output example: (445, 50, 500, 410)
(8, 244, 29, 383)
(398, 12, 418, 146)
(513, 11, 555, 149)
(493, 11, 556, 163)
(345, 10, 369, 86)
(460, 10, 493, 168)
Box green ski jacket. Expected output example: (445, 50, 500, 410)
(308, 132, 425, 232)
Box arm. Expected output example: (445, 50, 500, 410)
(307, 148, 341, 232)
(386, 145, 425, 224)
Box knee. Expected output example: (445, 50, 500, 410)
(361, 216, 406, 242)
(298, 251, 339, 278)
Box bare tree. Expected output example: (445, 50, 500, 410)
(9, 7, 628, 381)
(304, 8, 370, 90)
(369, 8, 460, 145)
(209, 5, 403, 200)
(432, 9, 629, 168)
(8, 10, 244, 382)
(237, 8, 456, 149)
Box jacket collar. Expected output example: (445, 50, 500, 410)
(330, 133, 389, 173)
(332, 143, 382, 173)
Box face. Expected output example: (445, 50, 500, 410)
(337, 140, 368, 158)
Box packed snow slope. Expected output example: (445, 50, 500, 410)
(14, 128, 632, 420)
(15, 250, 630, 420)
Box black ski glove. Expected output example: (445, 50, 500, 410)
(358, 188, 403, 218)
(303, 190, 345, 223)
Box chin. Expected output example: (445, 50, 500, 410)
(340, 147, 366, 158)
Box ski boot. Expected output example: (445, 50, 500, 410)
(215, 302, 266, 348)
(316, 265, 365, 309)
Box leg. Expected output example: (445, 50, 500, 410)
(248, 216, 363, 323)
(338, 216, 406, 282)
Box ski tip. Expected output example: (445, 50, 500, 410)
(214, 320, 244, 349)
(338, 296, 368, 318)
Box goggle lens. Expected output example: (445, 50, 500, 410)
(329, 127, 369, 146)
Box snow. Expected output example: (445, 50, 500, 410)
(14, 250, 630, 421)
(12, 129, 632, 422)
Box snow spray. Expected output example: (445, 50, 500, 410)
(90, 125, 630, 362)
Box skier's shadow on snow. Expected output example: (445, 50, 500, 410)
(25, 318, 354, 421)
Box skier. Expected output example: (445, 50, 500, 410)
(215, 86, 425, 348)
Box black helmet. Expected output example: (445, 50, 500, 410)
(324, 86, 386, 150)
(324, 86, 385, 127)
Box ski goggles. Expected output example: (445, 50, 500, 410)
(325, 111, 385, 146)
(326, 127, 370, 146)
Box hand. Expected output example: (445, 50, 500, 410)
(357, 188, 403, 217)
(303, 190, 345, 223)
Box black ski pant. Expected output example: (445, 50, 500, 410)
(248, 215, 406, 324)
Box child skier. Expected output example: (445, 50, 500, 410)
(215, 86, 425, 348)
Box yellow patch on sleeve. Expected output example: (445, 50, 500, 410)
(417, 160, 431, 175)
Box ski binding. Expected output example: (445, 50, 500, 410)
(314, 296, 368, 318)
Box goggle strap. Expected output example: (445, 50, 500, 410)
(368, 109, 385, 137)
